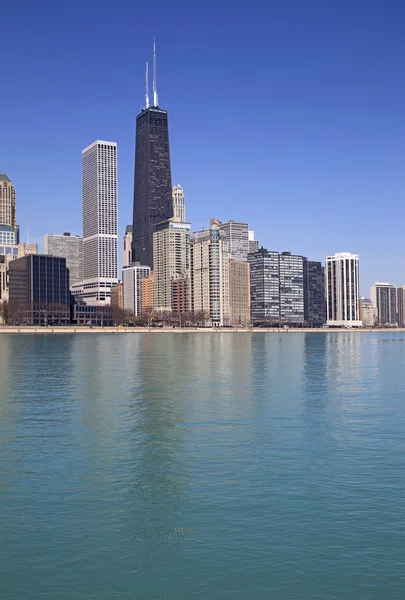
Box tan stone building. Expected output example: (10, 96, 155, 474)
(111, 282, 123, 309)
(190, 221, 230, 327)
(17, 243, 38, 258)
(229, 260, 250, 327)
(153, 217, 190, 311)
(0, 174, 17, 229)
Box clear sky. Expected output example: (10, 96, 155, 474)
(1, 0, 404, 294)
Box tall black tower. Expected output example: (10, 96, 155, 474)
(132, 43, 173, 268)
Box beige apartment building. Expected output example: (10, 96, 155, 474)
(229, 259, 251, 327)
(153, 217, 190, 311)
(190, 221, 230, 327)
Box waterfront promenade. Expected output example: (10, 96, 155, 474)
(1, 326, 404, 334)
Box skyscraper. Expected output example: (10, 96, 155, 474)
(229, 259, 251, 327)
(132, 42, 173, 268)
(279, 252, 305, 324)
(153, 217, 190, 310)
(44, 233, 83, 286)
(218, 220, 249, 261)
(172, 184, 185, 222)
(325, 252, 361, 327)
(0, 174, 18, 245)
(123, 225, 133, 267)
(77, 140, 118, 305)
(370, 282, 397, 326)
(248, 248, 280, 325)
(190, 221, 230, 327)
(304, 260, 325, 327)
(397, 286, 405, 327)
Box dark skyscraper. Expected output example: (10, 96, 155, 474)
(132, 43, 173, 268)
(304, 260, 325, 327)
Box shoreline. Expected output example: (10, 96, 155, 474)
(0, 326, 405, 334)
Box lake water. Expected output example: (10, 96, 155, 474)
(1, 332, 405, 599)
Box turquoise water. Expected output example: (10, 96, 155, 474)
(1, 332, 405, 599)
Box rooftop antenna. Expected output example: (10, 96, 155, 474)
(145, 62, 150, 108)
(153, 37, 158, 106)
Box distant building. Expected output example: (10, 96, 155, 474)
(122, 264, 150, 316)
(8, 254, 71, 325)
(79, 140, 118, 305)
(359, 297, 377, 327)
(0, 225, 16, 246)
(72, 303, 114, 326)
(218, 220, 249, 261)
(171, 273, 190, 315)
(131, 63, 173, 268)
(172, 184, 185, 223)
(370, 282, 397, 326)
(0, 245, 18, 265)
(153, 218, 190, 311)
(0, 174, 18, 242)
(44, 233, 83, 286)
(123, 225, 133, 268)
(325, 252, 361, 327)
(0, 255, 7, 302)
(110, 282, 123, 310)
(397, 286, 405, 327)
(248, 230, 259, 255)
(279, 252, 305, 324)
(17, 242, 38, 257)
(229, 259, 250, 327)
(190, 221, 230, 326)
(141, 273, 154, 311)
(304, 260, 325, 327)
(248, 248, 280, 324)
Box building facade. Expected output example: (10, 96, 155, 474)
(172, 184, 185, 223)
(325, 252, 361, 327)
(0, 255, 7, 302)
(8, 254, 71, 325)
(397, 286, 405, 327)
(171, 273, 190, 315)
(123, 225, 133, 268)
(141, 273, 154, 310)
(132, 104, 173, 268)
(79, 140, 118, 305)
(218, 220, 249, 262)
(248, 248, 280, 324)
(279, 252, 305, 324)
(370, 283, 397, 326)
(0, 174, 17, 242)
(44, 233, 83, 286)
(229, 259, 250, 327)
(122, 264, 150, 316)
(359, 297, 377, 327)
(304, 260, 325, 327)
(153, 218, 190, 311)
(110, 282, 123, 310)
(248, 230, 259, 255)
(190, 223, 230, 326)
(0, 225, 16, 246)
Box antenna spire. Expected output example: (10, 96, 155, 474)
(145, 62, 149, 108)
(153, 37, 158, 106)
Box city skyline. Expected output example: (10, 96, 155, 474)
(1, 1, 404, 293)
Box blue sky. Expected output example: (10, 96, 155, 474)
(1, 0, 404, 293)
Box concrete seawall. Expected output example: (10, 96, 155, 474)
(0, 327, 404, 335)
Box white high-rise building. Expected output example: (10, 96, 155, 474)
(248, 230, 259, 255)
(44, 233, 83, 286)
(122, 264, 150, 316)
(190, 221, 230, 326)
(76, 140, 118, 305)
(325, 252, 361, 327)
(172, 184, 185, 223)
(123, 225, 133, 267)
